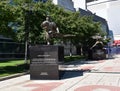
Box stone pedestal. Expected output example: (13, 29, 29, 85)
(30, 64, 59, 80)
(92, 49, 106, 60)
(29, 45, 64, 80)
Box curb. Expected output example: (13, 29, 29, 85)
(0, 71, 29, 81)
(64, 59, 86, 65)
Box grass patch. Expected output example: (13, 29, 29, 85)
(0, 60, 25, 67)
(64, 55, 85, 63)
(0, 60, 29, 77)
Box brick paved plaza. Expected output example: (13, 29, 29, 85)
(0, 55, 120, 91)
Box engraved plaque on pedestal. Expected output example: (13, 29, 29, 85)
(29, 45, 64, 64)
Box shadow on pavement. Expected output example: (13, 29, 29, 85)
(60, 70, 84, 79)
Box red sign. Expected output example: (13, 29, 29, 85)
(113, 40, 120, 45)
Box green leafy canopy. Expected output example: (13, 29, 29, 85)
(0, 0, 106, 47)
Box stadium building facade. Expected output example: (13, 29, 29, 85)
(87, 0, 120, 45)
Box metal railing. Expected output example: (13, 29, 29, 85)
(0, 41, 25, 60)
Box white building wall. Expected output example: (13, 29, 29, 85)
(87, 0, 120, 40)
(72, 0, 86, 10)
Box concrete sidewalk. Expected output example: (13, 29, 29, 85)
(0, 55, 120, 91)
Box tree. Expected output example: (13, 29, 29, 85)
(0, 1, 17, 39)
(0, 0, 107, 49)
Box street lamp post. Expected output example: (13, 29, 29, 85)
(24, 0, 32, 63)
(24, 10, 30, 63)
